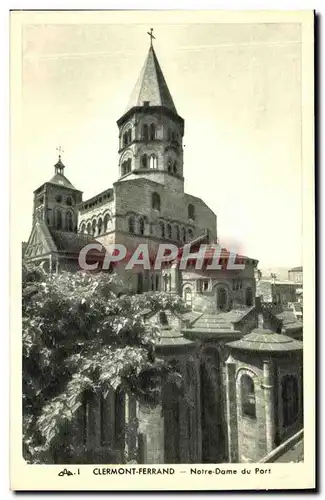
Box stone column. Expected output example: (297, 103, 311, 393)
(178, 359, 190, 463)
(225, 355, 238, 462)
(138, 403, 164, 463)
(262, 359, 276, 454)
(125, 394, 138, 462)
(100, 389, 115, 447)
(169, 263, 180, 295)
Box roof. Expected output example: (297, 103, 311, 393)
(174, 240, 258, 266)
(49, 229, 104, 258)
(289, 266, 303, 272)
(227, 328, 303, 353)
(48, 172, 77, 190)
(156, 328, 194, 347)
(181, 310, 252, 340)
(126, 45, 177, 114)
(276, 309, 303, 332)
(259, 279, 298, 286)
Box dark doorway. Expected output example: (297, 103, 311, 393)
(217, 287, 227, 311)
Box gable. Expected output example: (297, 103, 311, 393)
(24, 221, 56, 260)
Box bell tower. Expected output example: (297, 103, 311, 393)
(116, 30, 185, 191)
(33, 150, 82, 233)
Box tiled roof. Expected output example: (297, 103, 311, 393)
(126, 46, 177, 114)
(227, 328, 303, 352)
(49, 230, 105, 258)
(48, 172, 76, 190)
(181, 310, 252, 340)
(276, 309, 303, 332)
(175, 241, 258, 265)
(156, 328, 194, 347)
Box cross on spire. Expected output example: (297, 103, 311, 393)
(147, 28, 156, 46)
(56, 145, 64, 159)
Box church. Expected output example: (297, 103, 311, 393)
(23, 34, 303, 464)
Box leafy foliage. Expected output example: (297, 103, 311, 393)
(22, 264, 186, 463)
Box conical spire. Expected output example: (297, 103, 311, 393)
(126, 44, 177, 114)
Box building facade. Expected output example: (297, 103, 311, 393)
(23, 38, 303, 464)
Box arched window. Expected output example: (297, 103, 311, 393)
(175, 225, 180, 241)
(142, 124, 149, 141)
(173, 161, 177, 174)
(141, 154, 148, 168)
(98, 217, 103, 235)
(167, 158, 172, 173)
(139, 217, 145, 236)
(127, 158, 131, 173)
(150, 154, 158, 169)
(103, 214, 110, 233)
(241, 374, 256, 419)
(87, 222, 91, 235)
(245, 287, 253, 307)
(282, 375, 299, 427)
(92, 219, 97, 236)
(127, 129, 132, 144)
(65, 211, 73, 232)
(152, 192, 161, 211)
(80, 223, 86, 234)
(188, 228, 193, 241)
(188, 204, 195, 220)
(181, 227, 186, 243)
(128, 216, 135, 234)
(150, 123, 156, 140)
(217, 287, 227, 311)
(121, 158, 131, 176)
(167, 223, 172, 239)
(159, 221, 165, 239)
(66, 196, 72, 206)
(155, 274, 159, 291)
(123, 132, 128, 147)
(56, 209, 62, 230)
(183, 287, 192, 308)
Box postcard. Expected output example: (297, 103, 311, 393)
(10, 9, 315, 491)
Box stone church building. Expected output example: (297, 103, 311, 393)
(23, 38, 303, 464)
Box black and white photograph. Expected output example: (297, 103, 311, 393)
(10, 9, 315, 491)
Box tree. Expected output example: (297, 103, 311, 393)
(22, 264, 185, 463)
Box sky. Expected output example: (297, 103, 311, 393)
(19, 19, 303, 268)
